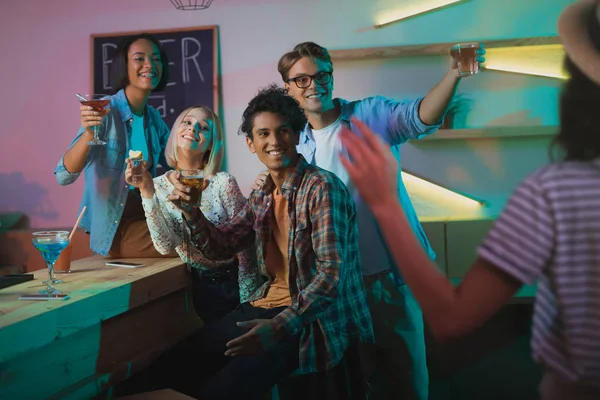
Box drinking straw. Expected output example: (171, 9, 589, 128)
(69, 206, 86, 241)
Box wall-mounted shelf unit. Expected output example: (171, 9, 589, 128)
(419, 126, 557, 140)
(329, 36, 561, 60)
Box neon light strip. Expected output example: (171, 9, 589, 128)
(483, 65, 568, 79)
(375, 0, 467, 28)
(483, 44, 567, 79)
(401, 171, 483, 207)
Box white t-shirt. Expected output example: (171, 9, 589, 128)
(311, 115, 351, 188)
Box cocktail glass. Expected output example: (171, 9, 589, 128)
(32, 231, 70, 295)
(77, 93, 111, 145)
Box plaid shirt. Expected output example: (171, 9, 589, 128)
(186, 155, 374, 373)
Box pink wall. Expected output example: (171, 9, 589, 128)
(0, 0, 572, 229)
(0, 0, 262, 228)
(1, 1, 91, 228)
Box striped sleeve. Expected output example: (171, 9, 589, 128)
(478, 176, 554, 284)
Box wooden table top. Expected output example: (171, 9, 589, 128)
(0, 255, 187, 364)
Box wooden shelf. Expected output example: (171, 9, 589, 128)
(329, 36, 561, 60)
(418, 126, 557, 141)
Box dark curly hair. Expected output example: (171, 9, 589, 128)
(552, 10, 600, 161)
(239, 84, 308, 139)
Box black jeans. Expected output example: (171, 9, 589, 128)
(171, 303, 299, 400)
(190, 268, 239, 324)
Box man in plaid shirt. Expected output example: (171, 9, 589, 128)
(181, 85, 373, 399)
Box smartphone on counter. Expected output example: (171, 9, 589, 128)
(105, 261, 145, 268)
(19, 294, 70, 301)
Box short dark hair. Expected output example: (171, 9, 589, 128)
(277, 42, 333, 82)
(239, 84, 307, 139)
(109, 33, 169, 93)
(551, 10, 600, 162)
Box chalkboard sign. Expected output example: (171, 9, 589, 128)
(91, 26, 218, 128)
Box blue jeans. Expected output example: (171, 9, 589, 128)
(360, 270, 428, 400)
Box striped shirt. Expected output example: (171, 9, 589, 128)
(478, 160, 600, 387)
(186, 155, 374, 373)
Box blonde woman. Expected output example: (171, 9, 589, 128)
(126, 105, 257, 323)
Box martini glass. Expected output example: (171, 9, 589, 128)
(32, 231, 70, 295)
(77, 93, 111, 145)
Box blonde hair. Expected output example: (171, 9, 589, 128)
(164, 106, 224, 177)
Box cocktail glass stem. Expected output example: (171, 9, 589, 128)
(41, 261, 62, 295)
(42, 264, 63, 285)
(88, 124, 106, 145)
(42, 258, 62, 284)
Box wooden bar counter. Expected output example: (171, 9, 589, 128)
(0, 256, 203, 399)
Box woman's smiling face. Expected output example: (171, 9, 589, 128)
(177, 107, 213, 155)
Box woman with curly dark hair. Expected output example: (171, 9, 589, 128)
(339, 1, 600, 399)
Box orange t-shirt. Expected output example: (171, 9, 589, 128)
(252, 188, 292, 309)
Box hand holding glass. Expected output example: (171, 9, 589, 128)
(32, 231, 70, 295)
(179, 170, 206, 208)
(131, 158, 144, 183)
(450, 43, 481, 77)
(77, 93, 110, 146)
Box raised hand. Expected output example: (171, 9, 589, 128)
(80, 105, 109, 136)
(448, 42, 486, 78)
(125, 158, 154, 198)
(165, 169, 195, 217)
(339, 118, 399, 212)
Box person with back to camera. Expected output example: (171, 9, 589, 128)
(339, 1, 600, 398)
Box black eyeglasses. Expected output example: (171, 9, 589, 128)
(286, 71, 333, 89)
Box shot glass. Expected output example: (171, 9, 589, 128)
(131, 157, 144, 183)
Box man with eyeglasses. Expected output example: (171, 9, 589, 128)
(252, 41, 485, 400)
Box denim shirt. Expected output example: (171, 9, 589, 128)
(297, 96, 441, 281)
(54, 89, 171, 256)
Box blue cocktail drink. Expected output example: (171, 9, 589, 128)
(32, 231, 70, 295)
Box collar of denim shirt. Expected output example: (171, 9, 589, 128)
(112, 89, 146, 123)
(300, 98, 351, 145)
